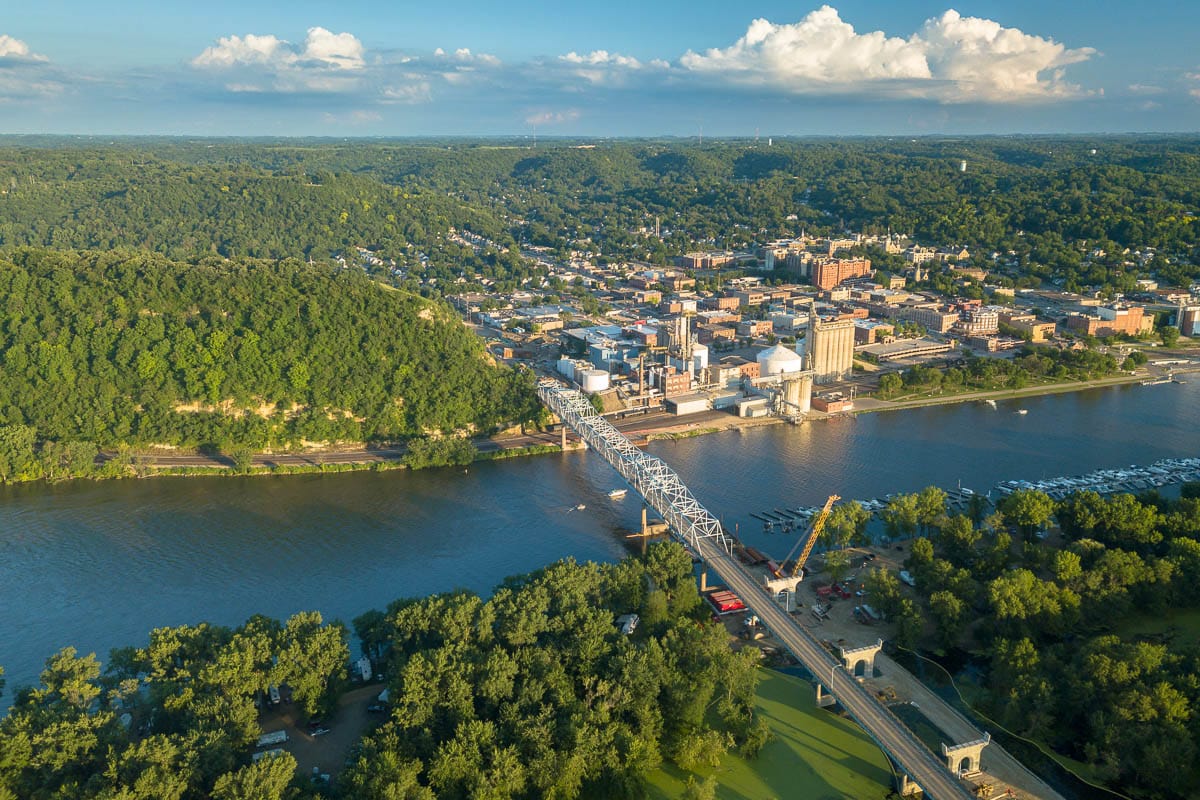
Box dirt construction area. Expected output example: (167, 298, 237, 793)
(255, 683, 386, 784)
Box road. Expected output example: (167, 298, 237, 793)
(103, 410, 713, 470)
(694, 537, 975, 800)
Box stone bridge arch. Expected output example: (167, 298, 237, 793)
(839, 639, 883, 679)
(942, 733, 990, 776)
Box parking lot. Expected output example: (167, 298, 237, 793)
(255, 683, 386, 783)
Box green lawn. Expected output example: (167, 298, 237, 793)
(646, 670, 894, 800)
(1114, 607, 1200, 649)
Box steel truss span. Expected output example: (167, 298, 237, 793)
(539, 379, 976, 800)
(538, 381, 731, 554)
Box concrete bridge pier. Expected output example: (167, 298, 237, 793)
(560, 424, 567, 450)
(840, 639, 884, 679)
(942, 733, 991, 777)
(815, 682, 836, 708)
(896, 772, 923, 797)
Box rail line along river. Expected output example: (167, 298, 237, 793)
(2, 380, 1198, 695)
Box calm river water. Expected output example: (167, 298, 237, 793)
(2, 381, 1198, 695)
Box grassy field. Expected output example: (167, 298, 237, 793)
(1114, 607, 1200, 648)
(646, 670, 894, 800)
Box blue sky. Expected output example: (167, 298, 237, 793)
(3, 1, 1199, 135)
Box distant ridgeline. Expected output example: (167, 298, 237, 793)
(4, 138, 1200, 293)
(0, 248, 539, 476)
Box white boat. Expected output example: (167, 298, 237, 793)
(575, 503, 586, 511)
(607, 489, 628, 499)
(984, 399, 997, 409)
(1016, 409, 1028, 415)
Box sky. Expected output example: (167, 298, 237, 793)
(2, 0, 1200, 136)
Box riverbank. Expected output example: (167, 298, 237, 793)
(852, 371, 1154, 415)
(7, 365, 1193, 485)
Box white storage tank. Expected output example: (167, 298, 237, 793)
(557, 357, 576, 380)
(578, 369, 610, 394)
(691, 343, 709, 373)
(757, 343, 804, 376)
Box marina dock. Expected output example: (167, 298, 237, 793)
(752, 456, 1200, 528)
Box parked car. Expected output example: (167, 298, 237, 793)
(366, 704, 386, 713)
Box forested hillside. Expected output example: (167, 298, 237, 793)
(5, 136, 1200, 294)
(0, 248, 538, 473)
(0, 149, 506, 262)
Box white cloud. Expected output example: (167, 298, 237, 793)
(192, 27, 365, 93)
(556, 49, 664, 86)
(0, 34, 47, 61)
(299, 28, 365, 70)
(192, 33, 288, 68)
(919, 10, 1094, 100)
(526, 109, 580, 126)
(1128, 83, 1165, 95)
(0, 34, 62, 102)
(561, 50, 643, 69)
(194, 27, 364, 70)
(381, 81, 432, 104)
(681, 7, 928, 83)
(678, 6, 1095, 102)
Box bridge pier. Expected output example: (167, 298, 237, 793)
(538, 381, 974, 799)
(840, 639, 884, 680)
(815, 682, 836, 708)
(896, 772, 924, 797)
(942, 733, 990, 777)
(561, 424, 567, 450)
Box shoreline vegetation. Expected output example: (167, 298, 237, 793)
(2, 367, 1181, 488)
(0, 544, 774, 799)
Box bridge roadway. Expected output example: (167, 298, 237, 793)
(538, 381, 974, 800)
(693, 537, 973, 800)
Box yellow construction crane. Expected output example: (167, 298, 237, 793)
(772, 494, 840, 579)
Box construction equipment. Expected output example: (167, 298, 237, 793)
(772, 495, 839, 579)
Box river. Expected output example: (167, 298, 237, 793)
(2, 381, 1198, 697)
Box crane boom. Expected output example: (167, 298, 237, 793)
(773, 495, 840, 578)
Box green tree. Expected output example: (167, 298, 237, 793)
(0, 424, 38, 482)
(824, 501, 870, 548)
(273, 612, 348, 718)
(928, 590, 967, 649)
(881, 494, 920, 540)
(211, 752, 297, 800)
(998, 489, 1055, 540)
(915, 486, 949, 536)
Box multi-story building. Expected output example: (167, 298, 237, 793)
(953, 307, 999, 336)
(662, 273, 696, 291)
(681, 252, 733, 269)
(737, 319, 774, 338)
(701, 295, 741, 312)
(811, 258, 873, 291)
(647, 365, 691, 397)
(1000, 314, 1057, 342)
(905, 246, 938, 264)
(1066, 304, 1153, 337)
(696, 323, 736, 344)
(854, 320, 895, 345)
(734, 289, 767, 307)
(891, 305, 960, 333)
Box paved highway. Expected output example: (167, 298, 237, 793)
(695, 537, 975, 799)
